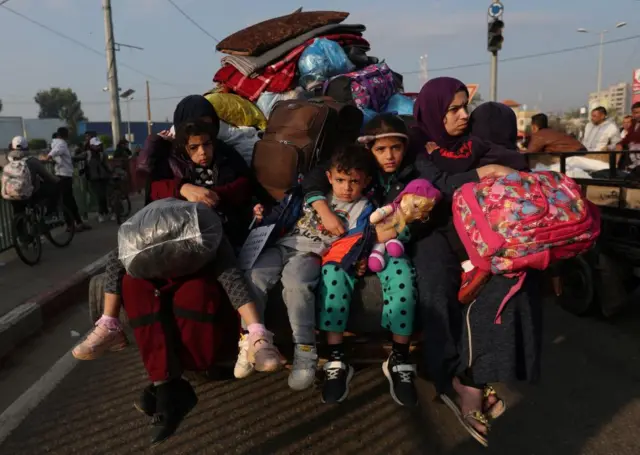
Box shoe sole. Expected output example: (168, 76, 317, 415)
(133, 402, 153, 417)
(440, 394, 489, 448)
(233, 366, 256, 379)
(321, 365, 354, 404)
(382, 360, 418, 407)
(72, 340, 129, 361)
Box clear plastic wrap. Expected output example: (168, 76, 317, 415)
(298, 38, 355, 91)
(256, 87, 306, 118)
(118, 198, 223, 279)
(383, 93, 415, 116)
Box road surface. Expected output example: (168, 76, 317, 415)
(1, 300, 640, 455)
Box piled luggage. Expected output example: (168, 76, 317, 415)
(211, 9, 416, 201)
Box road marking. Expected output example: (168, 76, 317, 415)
(0, 345, 81, 445)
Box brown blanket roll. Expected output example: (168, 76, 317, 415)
(217, 11, 349, 56)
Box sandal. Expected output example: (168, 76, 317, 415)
(440, 393, 490, 447)
(483, 385, 507, 421)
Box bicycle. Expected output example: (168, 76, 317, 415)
(107, 169, 131, 224)
(12, 199, 75, 266)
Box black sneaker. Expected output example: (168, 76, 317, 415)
(382, 352, 418, 407)
(321, 360, 354, 404)
(150, 378, 198, 446)
(133, 384, 156, 416)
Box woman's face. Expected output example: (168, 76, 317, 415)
(443, 90, 470, 137)
(186, 134, 214, 167)
(371, 137, 406, 173)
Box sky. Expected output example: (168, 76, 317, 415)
(1, 0, 639, 122)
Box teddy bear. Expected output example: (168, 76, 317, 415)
(368, 179, 441, 272)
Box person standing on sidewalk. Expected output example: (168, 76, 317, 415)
(47, 127, 90, 231)
(86, 137, 112, 223)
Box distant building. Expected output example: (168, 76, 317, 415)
(501, 99, 537, 135)
(77, 121, 172, 146)
(588, 82, 631, 115)
(0, 117, 65, 148)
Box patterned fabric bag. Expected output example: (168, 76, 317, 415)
(1, 158, 34, 200)
(323, 63, 396, 112)
(453, 171, 601, 322)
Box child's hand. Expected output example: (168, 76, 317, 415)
(253, 204, 264, 222)
(320, 211, 346, 236)
(356, 260, 367, 277)
(180, 183, 219, 207)
(425, 141, 439, 155)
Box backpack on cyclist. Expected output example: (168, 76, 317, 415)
(252, 97, 362, 201)
(1, 158, 34, 201)
(453, 171, 601, 322)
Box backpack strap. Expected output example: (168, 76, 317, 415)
(494, 272, 527, 324)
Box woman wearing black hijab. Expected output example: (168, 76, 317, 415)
(409, 81, 537, 446)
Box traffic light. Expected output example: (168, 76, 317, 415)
(488, 18, 504, 53)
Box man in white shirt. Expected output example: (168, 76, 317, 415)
(48, 127, 90, 230)
(582, 106, 621, 151)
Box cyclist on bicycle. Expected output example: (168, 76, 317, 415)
(2, 136, 60, 217)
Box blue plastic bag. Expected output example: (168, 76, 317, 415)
(361, 108, 378, 131)
(384, 94, 415, 116)
(298, 38, 355, 91)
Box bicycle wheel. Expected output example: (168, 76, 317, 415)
(12, 213, 42, 266)
(45, 206, 75, 247)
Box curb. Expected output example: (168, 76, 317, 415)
(0, 251, 112, 361)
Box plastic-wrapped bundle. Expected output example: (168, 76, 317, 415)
(118, 199, 223, 279)
(256, 87, 306, 118)
(298, 38, 355, 91)
(384, 93, 415, 116)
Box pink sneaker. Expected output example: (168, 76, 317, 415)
(72, 323, 128, 360)
(247, 330, 284, 372)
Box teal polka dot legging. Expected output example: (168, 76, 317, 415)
(318, 255, 417, 336)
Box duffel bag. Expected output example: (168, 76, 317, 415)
(323, 63, 396, 112)
(122, 267, 238, 382)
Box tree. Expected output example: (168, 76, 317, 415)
(34, 88, 87, 133)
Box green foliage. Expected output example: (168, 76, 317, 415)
(99, 135, 113, 148)
(34, 88, 87, 134)
(28, 138, 48, 150)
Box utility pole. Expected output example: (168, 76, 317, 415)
(102, 0, 122, 142)
(146, 80, 152, 135)
(487, 1, 505, 102)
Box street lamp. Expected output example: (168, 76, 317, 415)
(119, 89, 135, 142)
(577, 21, 627, 98)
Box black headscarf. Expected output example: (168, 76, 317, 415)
(173, 95, 219, 127)
(470, 102, 518, 149)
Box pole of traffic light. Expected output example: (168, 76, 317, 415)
(490, 51, 498, 102)
(488, 1, 504, 102)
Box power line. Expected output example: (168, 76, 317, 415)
(406, 34, 640, 75)
(166, 0, 219, 43)
(0, 4, 199, 92)
(2, 95, 188, 106)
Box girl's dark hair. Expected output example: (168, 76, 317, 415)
(329, 144, 375, 177)
(174, 121, 217, 154)
(362, 113, 409, 141)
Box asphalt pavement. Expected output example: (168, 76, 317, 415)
(1, 300, 640, 455)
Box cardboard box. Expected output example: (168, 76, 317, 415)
(623, 188, 640, 210)
(585, 186, 621, 207)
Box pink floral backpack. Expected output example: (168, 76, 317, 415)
(453, 171, 601, 323)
